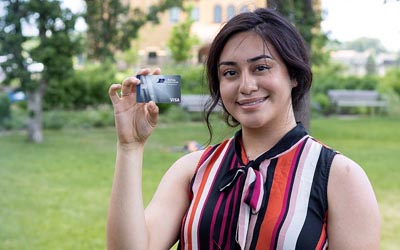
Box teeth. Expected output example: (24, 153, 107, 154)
(242, 99, 264, 106)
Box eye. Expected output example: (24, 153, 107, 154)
(222, 69, 237, 77)
(255, 64, 271, 72)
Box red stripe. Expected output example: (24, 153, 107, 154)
(185, 140, 229, 249)
(256, 146, 298, 249)
(316, 213, 328, 249)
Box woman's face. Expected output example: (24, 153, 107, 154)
(218, 31, 297, 130)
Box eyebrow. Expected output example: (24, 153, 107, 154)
(218, 54, 272, 67)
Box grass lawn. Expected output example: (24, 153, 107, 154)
(0, 116, 399, 249)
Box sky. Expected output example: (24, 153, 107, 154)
(14, 0, 400, 52)
(320, 0, 400, 51)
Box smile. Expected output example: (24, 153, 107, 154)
(237, 97, 268, 106)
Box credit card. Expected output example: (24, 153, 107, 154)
(136, 75, 181, 103)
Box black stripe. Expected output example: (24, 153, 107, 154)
(295, 144, 336, 249)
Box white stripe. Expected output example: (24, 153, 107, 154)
(184, 139, 232, 249)
(282, 141, 322, 250)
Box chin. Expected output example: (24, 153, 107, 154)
(239, 118, 269, 129)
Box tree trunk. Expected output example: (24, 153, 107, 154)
(27, 83, 45, 143)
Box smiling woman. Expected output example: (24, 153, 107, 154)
(106, 8, 380, 250)
(217, 32, 296, 139)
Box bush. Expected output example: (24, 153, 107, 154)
(312, 61, 383, 115)
(42, 105, 115, 130)
(163, 64, 206, 94)
(380, 68, 400, 96)
(44, 61, 117, 110)
(0, 93, 11, 128)
(1, 105, 27, 130)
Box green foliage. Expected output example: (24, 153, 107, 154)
(1, 104, 116, 131)
(167, 6, 199, 63)
(0, 103, 28, 130)
(84, 0, 183, 62)
(163, 64, 206, 94)
(365, 53, 378, 75)
(0, 0, 81, 142)
(312, 92, 330, 114)
(311, 60, 384, 115)
(0, 93, 11, 126)
(0, 0, 30, 89)
(28, 0, 81, 82)
(269, 0, 318, 47)
(42, 105, 115, 130)
(380, 68, 400, 96)
(342, 37, 387, 54)
(312, 61, 346, 94)
(44, 62, 116, 110)
(84, 0, 128, 61)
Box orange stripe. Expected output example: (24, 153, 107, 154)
(256, 147, 297, 249)
(239, 138, 249, 165)
(316, 213, 328, 249)
(186, 139, 230, 248)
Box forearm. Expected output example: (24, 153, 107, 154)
(107, 143, 149, 250)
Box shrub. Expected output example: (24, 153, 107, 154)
(42, 105, 115, 130)
(44, 61, 117, 110)
(0, 93, 11, 128)
(1, 105, 27, 130)
(163, 64, 206, 94)
(380, 68, 400, 96)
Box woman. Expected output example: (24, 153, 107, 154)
(107, 8, 380, 250)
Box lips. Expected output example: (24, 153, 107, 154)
(237, 97, 268, 106)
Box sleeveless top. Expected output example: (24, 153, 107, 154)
(177, 124, 337, 250)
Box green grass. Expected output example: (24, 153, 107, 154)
(0, 117, 399, 249)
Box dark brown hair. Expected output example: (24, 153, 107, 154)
(204, 8, 312, 141)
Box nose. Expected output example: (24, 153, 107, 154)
(239, 71, 258, 95)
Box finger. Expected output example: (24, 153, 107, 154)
(136, 68, 151, 76)
(109, 84, 121, 104)
(121, 76, 139, 98)
(146, 101, 159, 127)
(152, 67, 161, 75)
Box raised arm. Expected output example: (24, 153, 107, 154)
(327, 154, 381, 250)
(106, 68, 200, 250)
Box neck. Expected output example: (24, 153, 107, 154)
(241, 114, 297, 161)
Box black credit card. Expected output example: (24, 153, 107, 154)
(136, 75, 181, 103)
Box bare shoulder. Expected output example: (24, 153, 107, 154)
(327, 154, 381, 249)
(168, 149, 204, 180)
(329, 154, 371, 187)
(145, 149, 205, 249)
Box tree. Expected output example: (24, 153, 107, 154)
(0, 0, 80, 143)
(366, 53, 378, 75)
(342, 38, 387, 54)
(167, 6, 199, 63)
(267, 0, 325, 130)
(84, 0, 183, 62)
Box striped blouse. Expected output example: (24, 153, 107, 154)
(177, 124, 337, 250)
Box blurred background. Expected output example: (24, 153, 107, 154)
(1, 0, 399, 249)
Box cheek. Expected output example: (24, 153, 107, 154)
(219, 82, 234, 107)
(220, 81, 235, 94)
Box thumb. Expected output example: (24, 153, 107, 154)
(146, 101, 159, 127)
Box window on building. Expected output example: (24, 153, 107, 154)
(147, 51, 158, 65)
(169, 7, 180, 23)
(214, 5, 222, 23)
(191, 7, 200, 21)
(240, 6, 249, 13)
(227, 5, 235, 20)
